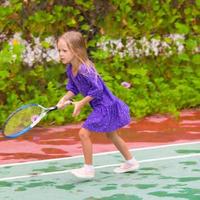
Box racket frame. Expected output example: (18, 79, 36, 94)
(2, 104, 57, 138)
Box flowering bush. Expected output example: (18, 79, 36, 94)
(0, 0, 199, 126)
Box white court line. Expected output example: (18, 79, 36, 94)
(0, 153, 200, 182)
(0, 141, 200, 168)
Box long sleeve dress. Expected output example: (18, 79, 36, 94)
(66, 64, 131, 133)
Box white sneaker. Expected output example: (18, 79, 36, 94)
(114, 161, 140, 173)
(71, 167, 95, 179)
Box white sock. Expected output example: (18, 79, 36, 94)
(126, 157, 137, 165)
(84, 164, 94, 172)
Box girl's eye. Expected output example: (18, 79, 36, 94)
(58, 49, 67, 53)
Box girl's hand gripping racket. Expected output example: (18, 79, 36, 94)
(2, 100, 73, 138)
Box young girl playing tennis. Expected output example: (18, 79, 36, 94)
(56, 31, 139, 178)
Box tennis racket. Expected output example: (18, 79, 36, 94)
(2, 101, 72, 139)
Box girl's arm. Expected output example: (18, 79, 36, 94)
(80, 95, 94, 106)
(56, 91, 75, 109)
(72, 96, 94, 117)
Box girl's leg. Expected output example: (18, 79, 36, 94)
(79, 128, 93, 165)
(106, 130, 139, 173)
(71, 128, 94, 178)
(106, 130, 132, 160)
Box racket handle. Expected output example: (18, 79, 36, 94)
(49, 101, 72, 111)
(48, 106, 58, 111)
(56, 99, 73, 110)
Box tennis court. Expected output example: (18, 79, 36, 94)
(0, 141, 200, 200)
(1, 1, 199, 200)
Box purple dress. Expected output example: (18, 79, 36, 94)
(66, 64, 131, 133)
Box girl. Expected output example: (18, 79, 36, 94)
(56, 31, 139, 178)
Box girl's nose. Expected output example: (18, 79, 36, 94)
(59, 52, 64, 57)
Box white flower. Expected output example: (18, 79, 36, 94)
(150, 39, 160, 56)
(0, 33, 6, 42)
(5, 32, 188, 66)
(46, 49, 59, 62)
(45, 36, 55, 45)
(2, 0, 10, 7)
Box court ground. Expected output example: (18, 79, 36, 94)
(0, 141, 200, 200)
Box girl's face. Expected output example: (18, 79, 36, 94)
(57, 38, 75, 64)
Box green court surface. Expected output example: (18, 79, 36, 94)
(0, 142, 200, 200)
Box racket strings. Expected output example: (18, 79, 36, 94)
(3, 106, 43, 136)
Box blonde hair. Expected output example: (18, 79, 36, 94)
(58, 31, 95, 73)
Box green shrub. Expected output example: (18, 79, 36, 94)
(0, 0, 199, 126)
